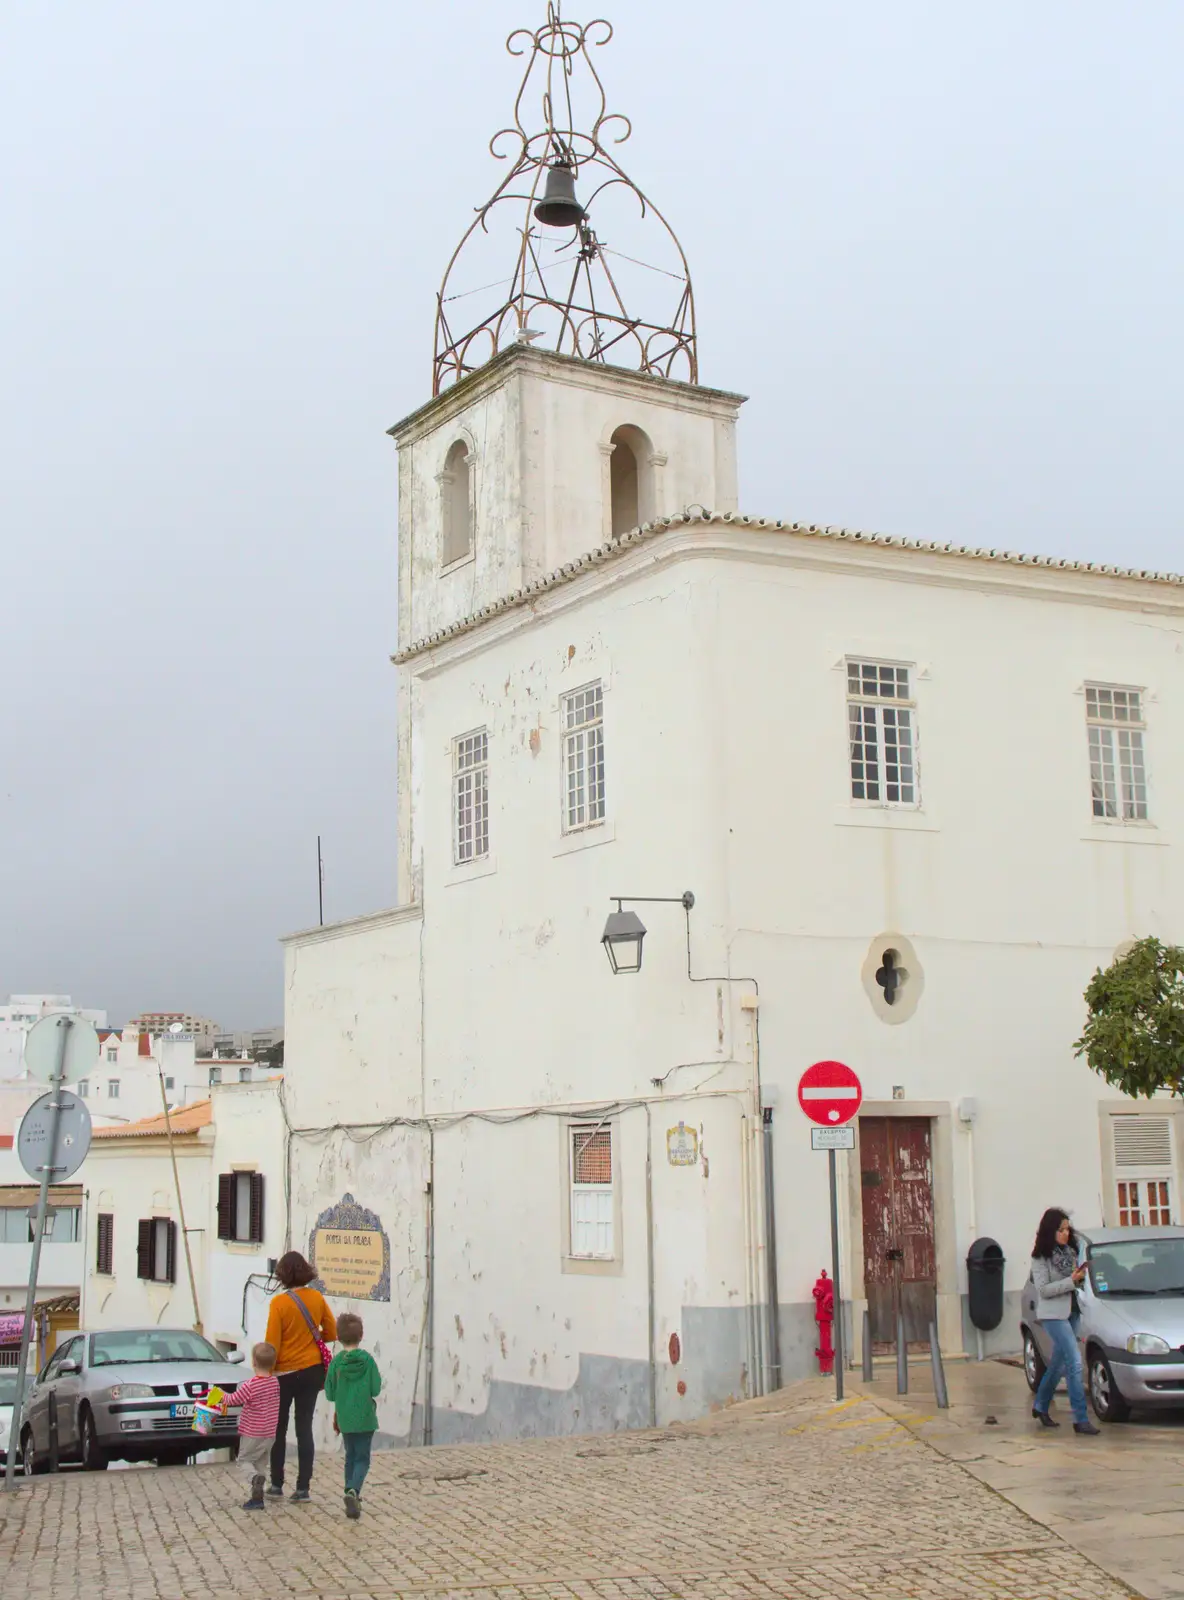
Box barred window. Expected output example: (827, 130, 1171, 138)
(1113, 1114, 1174, 1226)
(563, 683, 605, 832)
(1086, 684, 1147, 821)
(570, 1123, 614, 1259)
(453, 729, 489, 864)
(847, 660, 917, 806)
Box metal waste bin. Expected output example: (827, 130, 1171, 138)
(966, 1236, 1005, 1331)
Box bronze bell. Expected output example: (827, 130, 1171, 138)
(534, 163, 585, 229)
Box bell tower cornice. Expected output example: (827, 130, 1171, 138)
(390, 344, 745, 452)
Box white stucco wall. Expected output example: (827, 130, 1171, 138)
(81, 1136, 210, 1333)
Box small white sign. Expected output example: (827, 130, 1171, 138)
(811, 1126, 855, 1151)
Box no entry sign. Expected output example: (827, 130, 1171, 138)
(798, 1060, 863, 1127)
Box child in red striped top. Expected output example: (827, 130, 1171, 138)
(231, 1342, 281, 1510)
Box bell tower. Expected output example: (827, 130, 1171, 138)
(391, 3, 745, 656)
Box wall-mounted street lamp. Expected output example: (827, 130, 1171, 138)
(27, 1205, 58, 1241)
(601, 892, 695, 974)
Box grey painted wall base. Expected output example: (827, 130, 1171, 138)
(410, 1351, 651, 1447)
(959, 1288, 1024, 1358)
(385, 1298, 825, 1451)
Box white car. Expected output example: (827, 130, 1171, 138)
(0, 1369, 22, 1471)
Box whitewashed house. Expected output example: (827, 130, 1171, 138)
(79, 1080, 286, 1356)
(279, 7, 1184, 1446)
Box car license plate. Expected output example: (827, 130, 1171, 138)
(170, 1403, 196, 1418)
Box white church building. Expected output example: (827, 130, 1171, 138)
(279, 7, 1183, 1446)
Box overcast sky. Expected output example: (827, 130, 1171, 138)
(2, 2, 1181, 1028)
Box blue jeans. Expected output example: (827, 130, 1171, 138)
(1034, 1315, 1088, 1425)
(342, 1431, 373, 1496)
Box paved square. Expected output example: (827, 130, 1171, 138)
(0, 1385, 1136, 1599)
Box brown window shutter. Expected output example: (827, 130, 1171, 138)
(248, 1173, 265, 1245)
(136, 1218, 153, 1280)
(165, 1221, 177, 1284)
(97, 1213, 113, 1275)
(216, 1174, 235, 1241)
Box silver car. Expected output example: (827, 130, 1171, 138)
(1021, 1225, 1184, 1422)
(19, 1327, 246, 1472)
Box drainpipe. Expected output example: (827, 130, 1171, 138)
(762, 1105, 781, 1391)
(423, 1128, 435, 1446)
(739, 1111, 759, 1398)
(644, 1104, 657, 1429)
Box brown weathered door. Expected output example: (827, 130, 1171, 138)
(859, 1117, 937, 1347)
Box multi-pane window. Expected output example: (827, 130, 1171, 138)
(453, 729, 489, 864)
(847, 661, 917, 806)
(107, 1080, 119, 1099)
(1086, 684, 1148, 821)
(1117, 1180, 1172, 1228)
(570, 1123, 614, 1259)
(563, 683, 606, 832)
(1113, 1115, 1174, 1226)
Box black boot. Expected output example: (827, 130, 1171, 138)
(1032, 1408, 1060, 1428)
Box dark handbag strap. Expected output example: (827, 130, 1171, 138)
(286, 1290, 322, 1340)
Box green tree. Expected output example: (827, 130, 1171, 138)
(1075, 937, 1184, 1099)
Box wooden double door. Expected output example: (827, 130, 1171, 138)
(859, 1117, 937, 1348)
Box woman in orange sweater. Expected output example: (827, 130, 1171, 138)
(264, 1252, 337, 1500)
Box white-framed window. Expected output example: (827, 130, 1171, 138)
(562, 682, 605, 832)
(209, 1067, 223, 1086)
(107, 1079, 119, 1099)
(453, 729, 489, 864)
(847, 660, 917, 806)
(569, 1122, 614, 1259)
(78, 1079, 89, 1099)
(164, 1076, 175, 1091)
(106, 1048, 118, 1063)
(1086, 683, 1148, 821)
(1113, 1114, 1175, 1226)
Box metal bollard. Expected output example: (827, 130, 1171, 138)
(928, 1321, 949, 1409)
(895, 1311, 908, 1394)
(861, 1310, 873, 1383)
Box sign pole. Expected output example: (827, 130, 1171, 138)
(828, 1146, 844, 1402)
(3, 1018, 72, 1491)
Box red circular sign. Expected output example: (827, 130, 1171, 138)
(797, 1060, 863, 1127)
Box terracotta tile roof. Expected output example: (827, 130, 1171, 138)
(92, 1099, 213, 1140)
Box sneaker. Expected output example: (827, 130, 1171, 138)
(242, 1496, 265, 1511)
(290, 1488, 311, 1502)
(1074, 1420, 1101, 1436)
(266, 1483, 284, 1497)
(344, 1489, 360, 1520)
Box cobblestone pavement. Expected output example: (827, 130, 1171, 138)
(0, 1386, 1137, 1600)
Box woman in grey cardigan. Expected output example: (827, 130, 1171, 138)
(1030, 1209, 1100, 1434)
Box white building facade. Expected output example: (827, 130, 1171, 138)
(279, 336, 1184, 1447)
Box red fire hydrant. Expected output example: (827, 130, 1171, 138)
(813, 1269, 835, 1376)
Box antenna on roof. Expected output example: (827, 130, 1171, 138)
(317, 836, 324, 927)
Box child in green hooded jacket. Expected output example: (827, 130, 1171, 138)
(324, 1311, 382, 1518)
